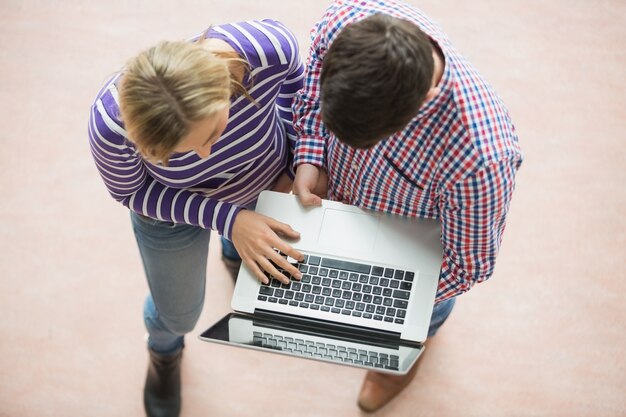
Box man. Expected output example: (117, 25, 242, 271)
(292, 0, 523, 412)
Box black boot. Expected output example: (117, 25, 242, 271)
(144, 348, 183, 417)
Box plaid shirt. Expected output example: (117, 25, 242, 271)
(293, 0, 523, 302)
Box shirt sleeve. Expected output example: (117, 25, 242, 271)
(292, 22, 330, 169)
(88, 102, 242, 239)
(436, 158, 520, 301)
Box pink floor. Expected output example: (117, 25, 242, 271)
(1, 1, 625, 416)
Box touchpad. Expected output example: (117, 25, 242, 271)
(318, 208, 380, 252)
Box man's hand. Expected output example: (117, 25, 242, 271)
(293, 163, 328, 206)
(231, 210, 304, 285)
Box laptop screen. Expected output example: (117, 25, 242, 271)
(199, 312, 424, 375)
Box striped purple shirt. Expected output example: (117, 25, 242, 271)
(89, 20, 303, 239)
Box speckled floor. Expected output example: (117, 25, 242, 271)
(0, 1, 624, 416)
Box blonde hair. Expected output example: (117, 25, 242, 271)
(119, 39, 250, 164)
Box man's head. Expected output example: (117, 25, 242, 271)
(321, 14, 434, 148)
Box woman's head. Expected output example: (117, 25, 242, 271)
(119, 40, 232, 163)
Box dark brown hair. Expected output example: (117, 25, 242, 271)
(320, 14, 434, 148)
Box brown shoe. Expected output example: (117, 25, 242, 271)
(357, 360, 420, 412)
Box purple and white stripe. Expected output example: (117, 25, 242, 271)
(88, 20, 304, 239)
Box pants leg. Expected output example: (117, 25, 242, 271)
(130, 212, 211, 354)
(427, 297, 456, 338)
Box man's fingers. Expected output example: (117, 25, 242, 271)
(295, 190, 322, 206)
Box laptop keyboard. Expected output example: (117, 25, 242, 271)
(253, 331, 400, 370)
(257, 254, 414, 325)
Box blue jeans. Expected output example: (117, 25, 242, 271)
(131, 212, 211, 354)
(131, 211, 455, 353)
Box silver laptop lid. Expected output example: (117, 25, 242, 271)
(232, 191, 443, 342)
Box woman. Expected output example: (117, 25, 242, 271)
(88, 20, 304, 416)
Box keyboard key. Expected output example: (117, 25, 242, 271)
(332, 289, 342, 298)
(356, 303, 365, 311)
(299, 264, 308, 273)
(394, 318, 405, 324)
(393, 299, 408, 309)
(339, 271, 349, 279)
(359, 274, 369, 283)
(322, 278, 331, 286)
(349, 273, 359, 282)
(386, 308, 396, 317)
(369, 277, 379, 285)
(400, 281, 412, 290)
(257, 295, 267, 301)
(308, 266, 319, 275)
(383, 298, 393, 306)
(279, 299, 288, 305)
(346, 301, 355, 309)
(397, 310, 406, 318)
(269, 297, 278, 303)
(384, 317, 393, 323)
(295, 293, 304, 301)
(374, 315, 383, 321)
(322, 288, 331, 296)
(341, 281, 351, 290)
(301, 275, 311, 283)
(371, 266, 384, 276)
(393, 290, 411, 300)
(329, 270, 339, 278)
(274, 289, 285, 298)
(319, 268, 329, 277)
(308, 256, 321, 266)
(366, 305, 375, 313)
(311, 304, 320, 310)
(363, 313, 373, 319)
(321, 258, 371, 274)
(299, 302, 309, 309)
(271, 279, 281, 287)
(352, 311, 362, 317)
(331, 280, 341, 288)
(259, 287, 273, 296)
(341, 309, 351, 315)
(312, 286, 322, 294)
(342, 291, 352, 299)
(321, 306, 330, 312)
(404, 272, 415, 281)
(363, 285, 372, 294)
(373, 287, 382, 295)
(315, 296, 324, 304)
(384, 268, 394, 278)
(305, 294, 314, 303)
(312, 276, 321, 285)
(331, 308, 341, 314)
(376, 306, 386, 315)
(383, 288, 393, 297)
(373, 296, 383, 305)
(352, 293, 362, 302)
(390, 280, 400, 289)
(394, 270, 405, 280)
(289, 301, 299, 307)
(380, 278, 390, 287)
(325, 298, 334, 306)
(335, 299, 345, 308)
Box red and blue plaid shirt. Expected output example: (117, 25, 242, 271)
(293, 0, 523, 302)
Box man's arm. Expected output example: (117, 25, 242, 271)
(437, 159, 519, 301)
(292, 27, 331, 205)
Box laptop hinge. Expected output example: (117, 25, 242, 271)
(253, 309, 421, 348)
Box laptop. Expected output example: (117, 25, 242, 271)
(199, 190, 442, 375)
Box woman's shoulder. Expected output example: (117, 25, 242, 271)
(209, 20, 299, 69)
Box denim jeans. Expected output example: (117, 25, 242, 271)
(131, 211, 211, 354)
(131, 211, 455, 354)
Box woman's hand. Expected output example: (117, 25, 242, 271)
(292, 163, 329, 206)
(231, 210, 304, 284)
